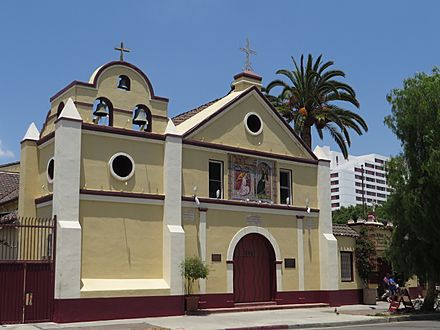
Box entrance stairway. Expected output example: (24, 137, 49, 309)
(192, 301, 329, 315)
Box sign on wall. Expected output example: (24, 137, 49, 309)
(229, 155, 276, 202)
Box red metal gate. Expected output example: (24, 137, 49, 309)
(233, 233, 275, 303)
(0, 216, 56, 324)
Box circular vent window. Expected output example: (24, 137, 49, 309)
(47, 158, 55, 183)
(244, 112, 263, 135)
(109, 153, 135, 181)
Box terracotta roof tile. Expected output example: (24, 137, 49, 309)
(0, 210, 18, 224)
(172, 98, 222, 125)
(333, 224, 359, 237)
(0, 172, 19, 205)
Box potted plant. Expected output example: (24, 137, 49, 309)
(180, 256, 209, 312)
(355, 228, 377, 304)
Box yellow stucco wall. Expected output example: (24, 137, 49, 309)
(191, 94, 311, 159)
(182, 147, 318, 208)
(36, 205, 52, 219)
(80, 200, 163, 279)
(302, 218, 321, 290)
(336, 236, 362, 290)
(80, 133, 164, 194)
(184, 208, 317, 293)
(37, 142, 54, 195)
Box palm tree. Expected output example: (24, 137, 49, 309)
(264, 54, 367, 158)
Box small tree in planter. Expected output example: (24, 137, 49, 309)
(355, 228, 377, 304)
(180, 256, 209, 311)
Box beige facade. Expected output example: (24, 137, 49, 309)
(18, 60, 342, 304)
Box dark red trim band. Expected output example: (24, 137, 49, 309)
(181, 196, 319, 213)
(233, 71, 263, 81)
(50, 61, 169, 103)
(275, 260, 283, 264)
(80, 189, 165, 200)
(82, 123, 165, 141)
(37, 132, 55, 146)
(35, 194, 53, 205)
(184, 139, 319, 165)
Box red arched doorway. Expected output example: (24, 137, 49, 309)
(233, 233, 276, 303)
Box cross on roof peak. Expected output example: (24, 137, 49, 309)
(239, 38, 257, 72)
(115, 42, 130, 62)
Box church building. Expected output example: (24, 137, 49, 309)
(16, 56, 363, 322)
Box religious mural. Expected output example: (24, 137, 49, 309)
(229, 155, 275, 202)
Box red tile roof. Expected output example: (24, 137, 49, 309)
(333, 224, 359, 237)
(0, 172, 19, 205)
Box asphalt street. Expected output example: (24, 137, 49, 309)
(315, 320, 440, 330)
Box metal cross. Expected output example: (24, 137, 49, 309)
(239, 38, 257, 72)
(115, 42, 130, 61)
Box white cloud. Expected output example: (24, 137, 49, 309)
(0, 140, 14, 159)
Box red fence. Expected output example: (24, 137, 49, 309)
(0, 216, 56, 324)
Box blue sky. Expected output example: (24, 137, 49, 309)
(0, 0, 438, 163)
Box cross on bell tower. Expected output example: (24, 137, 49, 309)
(115, 42, 130, 61)
(240, 38, 257, 72)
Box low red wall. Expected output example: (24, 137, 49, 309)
(275, 289, 362, 307)
(53, 295, 184, 323)
(53, 289, 363, 322)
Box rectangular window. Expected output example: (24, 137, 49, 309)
(331, 202, 340, 208)
(354, 167, 363, 173)
(331, 195, 339, 200)
(366, 191, 376, 196)
(331, 187, 339, 193)
(366, 177, 375, 182)
(341, 251, 353, 282)
(355, 189, 363, 194)
(365, 163, 374, 168)
(365, 170, 375, 175)
(375, 158, 384, 164)
(375, 165, 384, 171)
(376, 172, 386, 178)
(280, 169, 292, 205)
(376, 179, 386, 184)
(330, 173, 339, 178)
(356, 196, 362, 201)
(377, 193, 386, 198)
(355, 175, 362, 180)
(209, 160, 223, 198)
(355, 182, 362, 187)
(331, 180, 339, 185)
(366, 184, 376, 189)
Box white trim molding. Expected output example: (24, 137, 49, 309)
(226, 226, 282, 293)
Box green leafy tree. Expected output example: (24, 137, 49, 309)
(332, 204, 389, 224)
(264, 54, 368, 158)
(355, 228, 377, 287)
(180, 256, 209, 295)
(385, 69, 440, 311)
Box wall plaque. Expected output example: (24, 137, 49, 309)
(284, 258, 296, 268)
(211, 254, 222, 262)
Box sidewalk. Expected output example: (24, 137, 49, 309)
(2, 302, 438, 330)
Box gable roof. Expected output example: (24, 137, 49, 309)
(172, 86, 317, 160)
(333, 224, 359, 238)
(0, 172, 19, 205)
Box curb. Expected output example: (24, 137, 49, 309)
(225, 313, 440, 330)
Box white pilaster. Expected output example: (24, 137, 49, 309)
(52, 98, 83, 299)
(296, 216, 305, 291)
(198, 209, 207, 293)
(317, 160, 339, 290)
(163, 121, 185, 295)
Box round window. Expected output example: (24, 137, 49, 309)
(244, 112, 263, 135)
(109, 153, 135, 181)
(47, 158, 55, 183)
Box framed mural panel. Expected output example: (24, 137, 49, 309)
(229, 155, 276, 203)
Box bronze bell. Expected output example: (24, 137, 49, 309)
(118, 76, 130, 90)
(93, 100, 108, 117)
(133, 108, 148, 126)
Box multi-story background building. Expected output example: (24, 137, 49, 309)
(314, 146, 390, 210)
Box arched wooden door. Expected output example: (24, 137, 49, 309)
(233, 233, 276, 303)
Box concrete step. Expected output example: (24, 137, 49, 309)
(189, 302, 329, 315)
